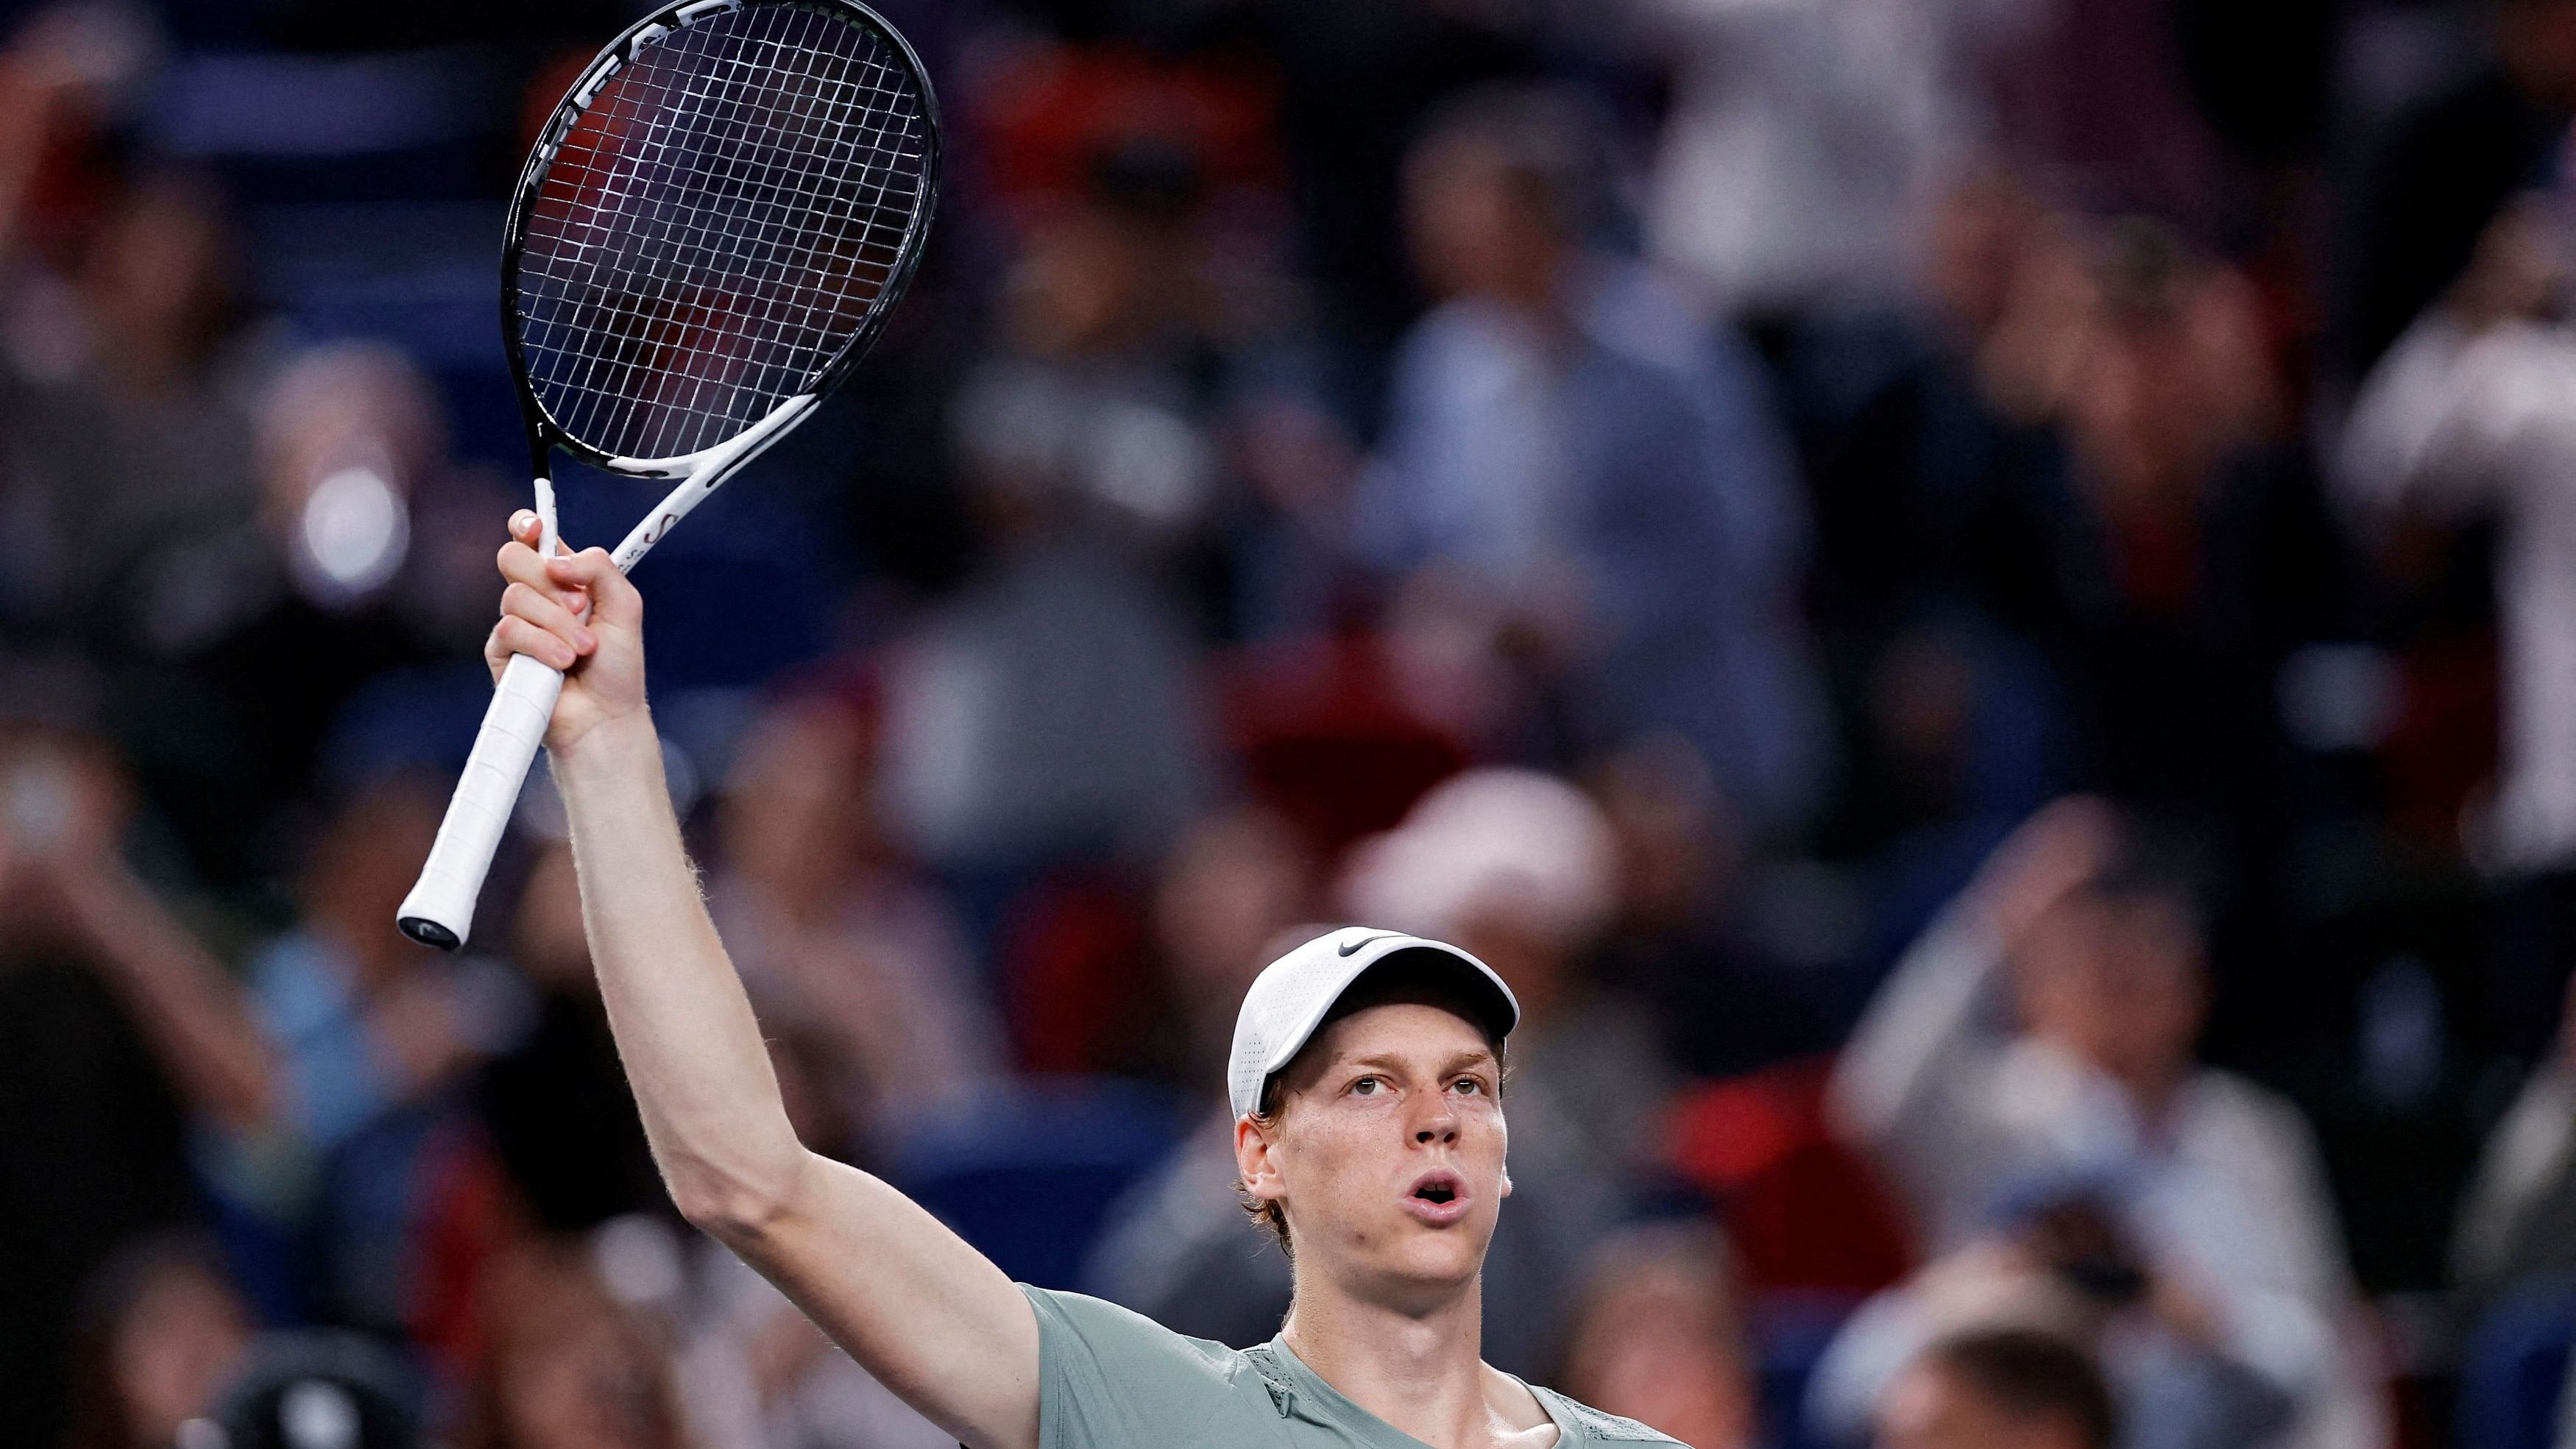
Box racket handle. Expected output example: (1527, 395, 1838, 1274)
(395, 653, 565, 949)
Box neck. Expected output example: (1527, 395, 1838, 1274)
(1279, 1272, 1521, 1448)
(2115, 1061, 2187, 1127)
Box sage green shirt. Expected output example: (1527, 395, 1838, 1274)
(1021, 1285, 1685, 1449)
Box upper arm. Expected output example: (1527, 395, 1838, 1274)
(1828, 911, 2004, 1147)
(2344, 314, 2575, 521)
(725, 1151, 1041, 1449)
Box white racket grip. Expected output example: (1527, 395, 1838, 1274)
(395, 653, 565, 949)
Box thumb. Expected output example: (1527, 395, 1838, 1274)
(545, 548, 639, 625)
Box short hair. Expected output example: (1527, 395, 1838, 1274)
(2087, 812, 2212, 934)
(1236, 950, 1511, 1258)
(1913, 1330, 2117, 1449)
(1406, 83, 1610, 242)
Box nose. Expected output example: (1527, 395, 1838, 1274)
(1410, 1091, 1459, 1146)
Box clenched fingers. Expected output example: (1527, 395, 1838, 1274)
(500, 581, 595, 656)
(498, 544, 590, 620)
(488, 614, 581, 675)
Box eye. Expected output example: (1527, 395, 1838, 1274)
(1349, 1076, 1384, 1097)
(1452, 1077, 1485, 1097)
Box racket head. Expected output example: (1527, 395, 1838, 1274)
(501, 0, 939, 476)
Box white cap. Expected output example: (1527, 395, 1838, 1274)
(1227, 925, 1520, 1119)
(1336, 768, 1618, 952)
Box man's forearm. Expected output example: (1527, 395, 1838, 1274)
(485, 527, 1040, 1449)
(1828, 905, 2003, 1147)
(67, 871, 277, 1130)
(553, 712, 807, 1231)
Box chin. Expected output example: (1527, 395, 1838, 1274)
(1360, 1225, 1492, 1294)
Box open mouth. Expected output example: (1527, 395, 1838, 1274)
(1404, 1171, 1469, 1222)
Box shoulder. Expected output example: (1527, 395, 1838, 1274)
(1526, 1386, 1688, 1447)
(1019, 1287, 1285, 1448)
(1015, 1292, 1236, 1358)
(2184, 1068, 2320, 1151)
(1021, 1284, 1242, 1374)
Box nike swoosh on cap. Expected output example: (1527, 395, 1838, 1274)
(1338, 932, 1404, 957)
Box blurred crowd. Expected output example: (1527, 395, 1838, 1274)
(15, 1, 2576, 1448)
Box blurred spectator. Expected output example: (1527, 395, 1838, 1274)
(881, 220, 1222, 868)
(2454, 971, 2576, 1317)
(2037, 220, 2343, 820)
(199, 1332, 421, 1449)
(1557, 1222, 1760, 1449)
(160, 341, 478, 885)
(0, 725, 273, 1448)
(1781, 158, 2067, 696)
(2342, 177, 2576, 1056)
(1873, 1328, 2117, 1449)
(1365, 85, 1831, 830)
(679, 1242, 954, 1449)
(1588, 733, 1839, 1074)
(1804, 184, 2349, 851)
(1828, 798, 2383, 1447)
(1149, 804, 1320, 1084)
(473, 842, 667, 1236)
(0, 168, 265, 654)
(710, 687, 1002, 1155)
(1629, 0, 2028, 323)
(946, 152, 1228, 561)
(462, 1239, 690, 1449)
(1812, 1185, 2297, 1449)
(207, 777, 517, 1330)
(2446, 968, 2576, 1449)
(2332, 0, 2576, 383)
(62, 1233, 254, 1449)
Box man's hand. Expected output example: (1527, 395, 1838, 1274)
(2450, 194, 2567, 331)
(1, 732, 138, 944)
(1966, 796, 2120, 951)
(488, 510, 648, 757)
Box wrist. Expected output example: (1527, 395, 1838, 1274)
(52, 860, 164, 959)
(548, 709, 661, 793)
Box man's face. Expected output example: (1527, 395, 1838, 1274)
(2014, 891, 2206, 1088)
(1403, 138, 1560, 304)
(1236, 1002, 1510, 1305)
(1875, 1364, 2084, 1449)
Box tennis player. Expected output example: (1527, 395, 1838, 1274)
(484, 513, 1681, 1449)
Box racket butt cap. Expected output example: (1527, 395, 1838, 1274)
(397, 916, 463, 952)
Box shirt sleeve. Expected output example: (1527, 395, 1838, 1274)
(1824, 903, 2011, 1235)
(2342, 310, 2576, 525)
(1021, 1284, 1256, 1449)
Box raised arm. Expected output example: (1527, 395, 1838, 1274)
(1827, 797, 2117, 1214)
(487, 514, 1039, 1449)
(0, 735, 276, 1132)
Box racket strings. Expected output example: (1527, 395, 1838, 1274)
(514, 0, 929, 461)
(528, 11, 907, 454)
(534, 11, 904, 446)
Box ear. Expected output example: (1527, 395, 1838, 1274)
(1235, 1114, 1285, 1206)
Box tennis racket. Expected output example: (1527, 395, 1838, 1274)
(397, 0, 939, 949)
